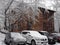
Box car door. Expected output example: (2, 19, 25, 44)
(26, 33, 32, 43)
(21, 32, 31, 43)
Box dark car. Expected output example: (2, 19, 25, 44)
(4, 32, 26, 45)
(52, 33, 60, 43)
(38, 31, 56, 44)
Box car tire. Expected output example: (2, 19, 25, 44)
(5, 42, 9, 45)
(10, 42, 15, 45)
(9, 41, 14, 45)
(4, 39, 6, 44)
(4, 39, 9, 45)
(10, 42, 12, 45)
(31, 40, 36, 45)
(23, 43, 26, 45)
(54, 42, 56, 44)
(48, 41, 56, 44)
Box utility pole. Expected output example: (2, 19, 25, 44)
(4, 0, 14, 30)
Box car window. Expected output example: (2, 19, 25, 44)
(40, 31, 49, 36)
(52, 33, 58, 36)
(38, 32, 44, 35)
(56, 34, 60, 36)
(22, 32, 30, 35)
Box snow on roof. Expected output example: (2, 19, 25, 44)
(40, 31, 48, 32)
(38, 7, 56, 12)
(22, 30, 41, 36)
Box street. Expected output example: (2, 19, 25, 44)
(0, 32, 60, 45)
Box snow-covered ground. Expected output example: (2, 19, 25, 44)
(55, 43, 60, 45)
(0, 32, 6, 45)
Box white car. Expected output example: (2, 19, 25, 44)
(4, 32, 26, 45)
(21, 30, 48, 45)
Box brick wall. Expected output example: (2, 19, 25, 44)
(10, 7, 55, 32)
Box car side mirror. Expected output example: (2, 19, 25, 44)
(27, 33, 31, 36)
(28, 35, 31, 36)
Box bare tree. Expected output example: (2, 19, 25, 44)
(4, 0, 14, 30)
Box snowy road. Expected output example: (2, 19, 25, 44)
(55, 43, 60, 45)
(48, 43, 60, 45)
(0, 32, 6, 45)
(0, 32, 60, 45)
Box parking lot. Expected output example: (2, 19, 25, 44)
(0, 32, 60, 45)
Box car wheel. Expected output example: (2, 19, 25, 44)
(4, 39, 9, 45)
(31, 40, 36, 45)
(53, 42, 56, 44)
(6, 43, 10, 45)
(10, 42, 14, 45)
(4, 39, 7, 44)
(23, 43, 26, 45)
(10, 43, 12, 45)
(5, 42, 9, 45)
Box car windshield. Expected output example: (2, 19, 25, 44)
(56, 34, 60, 36)
(30, 31, 41, 37)
(38, 32, 44, 35)
(52, 33, 60, 36)
(40, 31, 49, 36)
(11, 32, 22, 38)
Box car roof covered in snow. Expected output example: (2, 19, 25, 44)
(22, 30, 37, 32)
(40, 31, 48, 32)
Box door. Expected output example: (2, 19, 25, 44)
(21, 32, 31, 43)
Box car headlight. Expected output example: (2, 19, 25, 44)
(36, 38, 48, 41)
(35, 38, 40, 40)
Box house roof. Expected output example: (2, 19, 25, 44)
(38, 7, 56, 12)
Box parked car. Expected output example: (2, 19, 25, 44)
(38, 31, 56, 44)
(21, 30, 48, 45)
(52, 33, 60, 43)
(4, 32, 26, 45)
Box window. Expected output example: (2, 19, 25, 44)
(38, 32, 44, 35)
(22, 32, 30, 35)
(22, 32, 27, 34)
